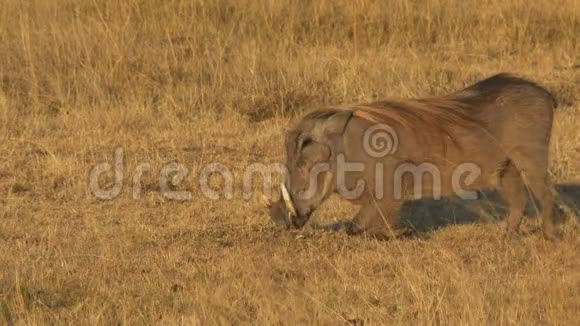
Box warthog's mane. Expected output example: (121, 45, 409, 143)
(304, 96, 483, 146)
(350, 98, 481, 131)
(301, 73, 558, 146)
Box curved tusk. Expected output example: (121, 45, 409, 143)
(260, 193, 272, 208)
(280, 183, 297, 217)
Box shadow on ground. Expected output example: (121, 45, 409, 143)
(314, 183, 580, 235)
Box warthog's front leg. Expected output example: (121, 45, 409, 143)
(347, 201, 404, 239)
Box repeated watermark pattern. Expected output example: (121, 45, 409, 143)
(89, 124, 481, 201)
(363, 123, 399, 157)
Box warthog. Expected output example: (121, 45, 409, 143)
(262, 73, 558, 240)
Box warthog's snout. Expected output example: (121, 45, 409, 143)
(260, 184, 311, 229)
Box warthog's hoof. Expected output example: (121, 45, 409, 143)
(543, 230, 562, 242)
(503, 228, 523, 242)
(345, 222, 363, 236)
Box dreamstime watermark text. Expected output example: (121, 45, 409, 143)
(89, 124, 482, 202)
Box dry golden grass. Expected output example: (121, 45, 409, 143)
(0, 0, 579, 324)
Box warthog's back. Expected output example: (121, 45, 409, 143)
(338, 73, 556, 199)
(451, 73, 556, 151)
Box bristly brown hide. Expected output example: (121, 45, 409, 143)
(304, 93, 484, 149)
(274, 73, 559, 240)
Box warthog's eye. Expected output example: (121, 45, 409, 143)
(299, 137, 313, 151)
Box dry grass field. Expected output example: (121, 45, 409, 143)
(0, 0, 579, 324)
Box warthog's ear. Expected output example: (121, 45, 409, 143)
(322, 110, 353, 136)
(317, 110, 353, 150)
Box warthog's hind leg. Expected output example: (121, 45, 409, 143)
(527, 176, 557, 240)
(507, 150, 558, 240)
(500, 162, 528, 238)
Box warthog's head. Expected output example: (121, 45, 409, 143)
(261, 110, 353, 228)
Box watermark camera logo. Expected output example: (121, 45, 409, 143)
(363, 124, 399, 158)
(88, 123, 481, 201)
